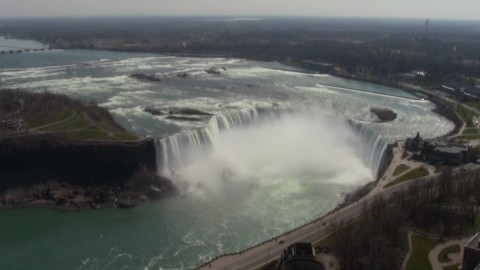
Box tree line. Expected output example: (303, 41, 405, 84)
(331, 169, 480, 270)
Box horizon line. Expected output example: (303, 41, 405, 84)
(0, 14, 479, 23)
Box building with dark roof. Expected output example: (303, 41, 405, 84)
(405, 133, 474, 165)
(277, 243, 324, 270)
(423, 141, 472, 165)
(440, 81, 480, 100)
(462, 233, 480, 270)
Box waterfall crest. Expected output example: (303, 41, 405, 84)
(155, 107, 259, 174)
(155, 109, 389, 178)
(350, 122, 388, 177)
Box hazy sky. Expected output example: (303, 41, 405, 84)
(0, 0, 479, 20)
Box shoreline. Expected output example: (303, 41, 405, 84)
(0, 167, 176, 211)
(0, 48, 459, 213)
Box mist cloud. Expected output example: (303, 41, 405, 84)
(171, 111, 374, 194)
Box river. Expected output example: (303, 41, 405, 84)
(0, 41, 453, 269)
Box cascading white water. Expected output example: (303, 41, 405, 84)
(155, 108, 389, 179)
(350, 122, 389, 177)
(155, 107, 259, 174)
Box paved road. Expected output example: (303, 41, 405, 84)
(198, 163, 480, 270)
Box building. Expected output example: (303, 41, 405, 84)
(423, 141, 472, 165)
(405, 133, 474, 165)
(440, 81, 465, 93)
(277, 242, 325, 270)
(465, 86, 480, 99)
(462, 233, 480, 270)
(439, 81, 480, 99)
(405, 132, 425, 152)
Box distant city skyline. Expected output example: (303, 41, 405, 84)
(0, 0, 479, 20)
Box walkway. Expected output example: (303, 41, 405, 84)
(429, 235, 472, 270)
(402, 231, 414, 270)
(371, 141, 436, 195)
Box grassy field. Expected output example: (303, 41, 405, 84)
(458, 135, 480, 141)
(456, 105, 477, 127)
(393, 164, 411, 176)
(406, 234, 439, 270)
(438, 244, 461, 263)
(458, 128, 480, 140)
(462, 128, 480, 135)
(436, 97, 477, 127)
(0, 90, 140, 142)
(385, 167, 430, 188)
(466, 101, 480, 112)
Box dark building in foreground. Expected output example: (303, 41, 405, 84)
(277, 243, 324, 270)
(462, 233, 480, 270)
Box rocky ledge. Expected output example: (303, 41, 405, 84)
(0, 167, 175, 210)
(129, 71, 189, 83)
(145, 107, 213, 122)
(0, 134, 176, 211)
(370, 107, 397, 122)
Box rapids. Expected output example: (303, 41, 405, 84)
(0, 47, 453, 269)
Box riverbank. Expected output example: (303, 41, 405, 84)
(0, 90, 176, 211)
(0, 167, 175, 211)
(0, 134, 177, 211)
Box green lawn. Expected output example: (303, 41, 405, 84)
(1, 90, 141, 142)
(67, 129, 109, 141)
(406, 234, 439, 270)
(42, 114, 86, 131)
(385, 167, 429, 188)
(24, 110, 72, 128)
(438, 244, 460, 263)
(457, 135, 480, 140)
(475, 215, 480, 227)
(456, 106, 477, 127)
(393, 164, 411, 176)
(466, 101, 480, 112)
(113, 132, 140, 141)
(435, 98, 477, 127)
(462, 128, 479, 135)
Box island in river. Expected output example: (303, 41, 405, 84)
(370, 107, 397, 122)
(0, 90, 175, 210)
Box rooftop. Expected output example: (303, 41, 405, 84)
(466, 232, 480, 251)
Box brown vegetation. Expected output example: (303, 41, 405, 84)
(331, 169, 480, 270)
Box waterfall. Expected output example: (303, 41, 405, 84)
(155, 108, 389, 179)
(155, 107, 259, 174)
(350, 122, 388, 177)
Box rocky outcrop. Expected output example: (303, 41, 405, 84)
(169, 108, 212, 116)
(0, 134, 176, 210)
(129, 73, 162, 82)
(0, 168, 175, 210)
(166, 116, 202, 122)
(370, 107, 397, 122)
(145, 107, 165, 116)
(205, 67, 226, 75)
(0, 134, 156, 189)
(145, 107, 212, 119)
(130, 72, 189, 83)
